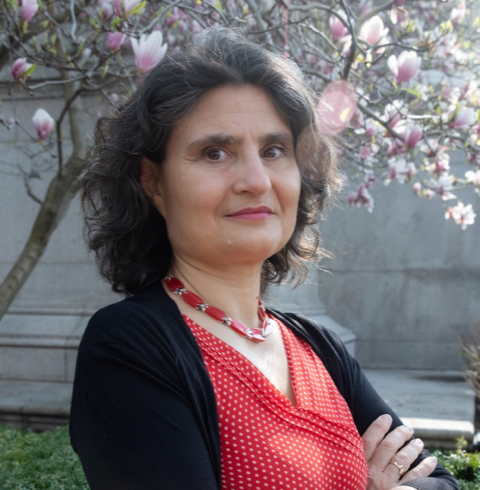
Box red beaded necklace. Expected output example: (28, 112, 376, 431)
(164, 275, 272, 343)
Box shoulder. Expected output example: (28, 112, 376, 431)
(79, 280, 188, 354)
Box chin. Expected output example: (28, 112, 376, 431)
(219, 238, 287, 264)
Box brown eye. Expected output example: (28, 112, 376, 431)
(206, 148, 226, 161)
(263, 146, 286, 159)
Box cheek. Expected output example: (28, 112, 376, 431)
(283, 169, 302, 216)
(161, 178, 222, 238)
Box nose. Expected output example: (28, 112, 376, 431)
(232, 149, 272, 196)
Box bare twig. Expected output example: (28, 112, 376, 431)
(22, 174, 44, 205)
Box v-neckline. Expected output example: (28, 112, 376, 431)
(182, 312, 299, 409)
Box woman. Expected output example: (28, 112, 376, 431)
(70, 28, 458, 490)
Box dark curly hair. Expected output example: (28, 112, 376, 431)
(82, 27, 339, 296)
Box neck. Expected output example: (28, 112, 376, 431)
(169, 256, 263, 329)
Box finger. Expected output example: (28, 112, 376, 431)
(385, 438, 424, 479)
(368, 424, 415, 471)
(400, 456, 437, 482)
(362, 414, 393, 461)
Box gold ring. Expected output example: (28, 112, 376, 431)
(389, 461, 406, 477)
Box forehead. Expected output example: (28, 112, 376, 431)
(168, 85, 292, 148)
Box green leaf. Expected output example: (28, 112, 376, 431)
(452, 101, 460, 122)
(402, 88, 421, 102)
(77, 41, 84, 57)
(101, 63, 109, 78)
(215, 0, 222, 11)
(50, 33, 57, 45)
(111, 17, 121, 29)
(22, 63, 37, 78)
(128, 0, 146, 17)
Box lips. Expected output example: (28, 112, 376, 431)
(226, 206, 274, 220)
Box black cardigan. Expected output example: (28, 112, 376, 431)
(70, 280, 458, 490)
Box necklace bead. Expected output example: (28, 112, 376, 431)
(164, 275, 272, 343)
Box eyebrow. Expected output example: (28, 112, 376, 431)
(185, 131, 294, 153)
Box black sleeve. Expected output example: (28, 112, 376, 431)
(69, 339, 219, 490)
(320, 329, 460, 490)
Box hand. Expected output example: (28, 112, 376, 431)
(362, 414, 438, 490)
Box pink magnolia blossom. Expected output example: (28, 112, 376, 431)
(394, 0, 405, 6)
(465, 170, 480, 186)
(348, 183, 374, 212)
(22, 0, 39, 21)
(97, 0, 113, 20)
(425, 189, 435, 199)
(131, 31, 167, 75)
(306, 54, 317, 66)
(11, 58, 32, 80)
(450, 0, 466, 27)
(340, 35, 352, 56)
(329, 14, 349, 42)
(441, 85, 460, 105)
(404, 123, 423, 149)
(383, 101, 405, 128)
(113, 0, 143, 17)
(359, 16, 389, 46)
(358, 0, 372, 16)
(32, 108, 54, 140)
(386, 139, 404, 156)
(166, 8, 185, 28)
(107, 32, 126, 51)
(316, 80, 358, 135)
(388, 51, 421, 83)
(425, 147, 450, 178)
(462, 80, 478, 105)
(365, 119, 379, 137)
(413, 182, 422, 196)
(449, 106, 476, 129)
(467, 152, 480, 165)
(388, 158, 416, 183)
(390, 7, 408, 26)
(359, 145, 373, 160)
(445, 202, 476, 230)
(6, 117, 15, 129)
(430, 175, 456, 201)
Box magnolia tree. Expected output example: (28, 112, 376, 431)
(0, 0, 479, 319)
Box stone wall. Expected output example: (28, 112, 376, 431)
(318, 159, 480, 370)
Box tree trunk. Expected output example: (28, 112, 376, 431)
(0, 78, 85, 321)
(0, 163, 83, 320)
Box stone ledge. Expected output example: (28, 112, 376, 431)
(402, 417, 474, 450)
(0, 380, 71, 431)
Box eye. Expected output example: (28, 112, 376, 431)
(204, 147, 227, 162)
(263, 145, 287, 159)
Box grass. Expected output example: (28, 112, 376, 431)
(0, 425, 88, 490)
(1, 425, 480, 489)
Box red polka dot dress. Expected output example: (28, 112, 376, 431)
(183, 314, 368, 490)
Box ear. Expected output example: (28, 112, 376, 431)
(139, 157, 161, 198)
(138, 157, 165, 214)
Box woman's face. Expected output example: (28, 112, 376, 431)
(147, 84, 301, 271)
